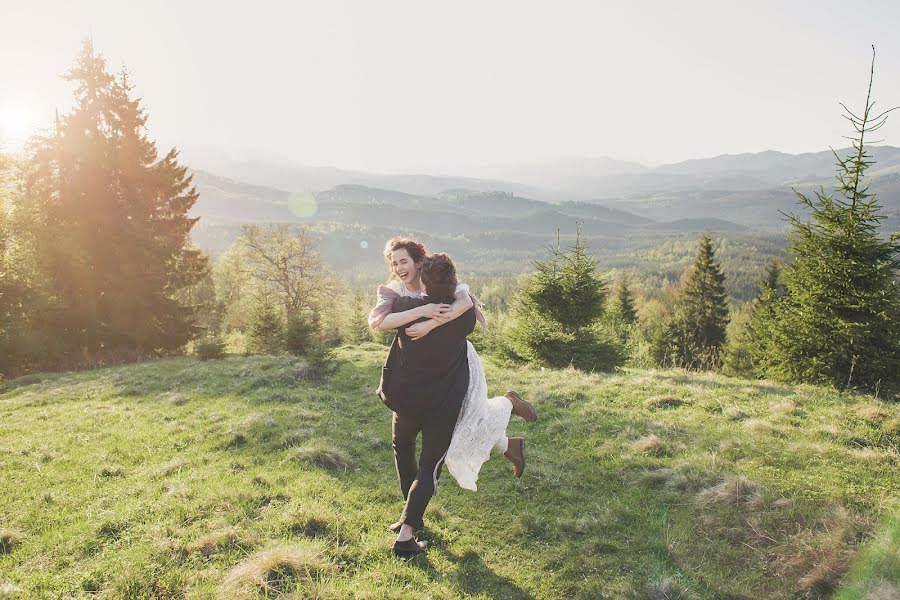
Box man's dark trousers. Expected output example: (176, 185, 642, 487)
(392, 363, 467, 529)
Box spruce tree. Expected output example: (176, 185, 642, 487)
(615, 276, 638, 324)
(19, 40, 208, 364)
(763, 50, 900, 393)
(511, 226, 623, 371)
(665, 234, 729, 369)
(721, 258, 781, 378)
(745, 258, 782, 374)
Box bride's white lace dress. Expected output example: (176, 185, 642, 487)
(445, 341, 512, 491)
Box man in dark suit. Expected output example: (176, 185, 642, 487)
(378, 253, 481, 557)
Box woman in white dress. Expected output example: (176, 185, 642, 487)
(369, 237, 537, 553)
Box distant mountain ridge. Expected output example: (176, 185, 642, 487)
(187, 145, 899, 300)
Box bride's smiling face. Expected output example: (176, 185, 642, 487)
(391, 249, 420, 286)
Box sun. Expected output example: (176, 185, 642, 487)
(0, 108, 33, 146)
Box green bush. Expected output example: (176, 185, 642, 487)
(247, 300, 284, 355)
(194, 337, 227, 361)
(509, 228, 624, 372)
(285, 315, 319, 357)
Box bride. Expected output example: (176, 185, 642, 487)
(368, 237, 538, 493)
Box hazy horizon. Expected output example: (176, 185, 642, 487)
(3, 1, 900, 173)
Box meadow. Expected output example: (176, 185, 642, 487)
(0, 345, 897, 599)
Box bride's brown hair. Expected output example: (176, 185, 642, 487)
(383, 237, 426, 280)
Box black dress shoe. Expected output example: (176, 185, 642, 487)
(393, 538, 428, 558)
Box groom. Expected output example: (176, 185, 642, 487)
(377, 253, 524, 557)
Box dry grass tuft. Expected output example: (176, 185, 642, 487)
(647, 577, 695, 600)
(0, 582, 23, 598)
(188, 527, 252, 558)
(698, 476, 766, 511)
(291, 443, 352, 471)
(644, 396, 685, 410)
(744, 419, 774, 435)
(159, 458, 187, 476)
(723, 406, 749, 421)
(0, 529, 24, 554)
(866, 580, 900, 600)
(774, 507, 860, 597)
(98, 465, 124, 478)
(851, 404, 887, 423)
(771, 400, 803, 418)
(219, 543, 333, 598)
(279, 429, 314, 450)
(631, 435, 665, 456)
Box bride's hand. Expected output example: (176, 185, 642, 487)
(418, 303, 451, 320)
(406, 320, 436, 340)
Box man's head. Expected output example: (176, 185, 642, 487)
(420, 253, 458, 301)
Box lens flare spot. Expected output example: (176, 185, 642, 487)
(288, 191, 317, 218)
(360, 240, 369, 249)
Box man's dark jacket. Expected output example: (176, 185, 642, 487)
(376, 295, 476, 416)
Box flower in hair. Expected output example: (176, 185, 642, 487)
(417, 242, 426, 255)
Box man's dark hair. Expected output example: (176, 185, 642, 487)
(420, 253, 458, 301)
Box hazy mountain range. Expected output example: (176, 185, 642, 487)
(188, 145, 900, 299)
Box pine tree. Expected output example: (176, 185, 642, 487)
(721, 258, 781, 378)
(247, 296, 284, 355)
(745, 259, 782, 374)
(763, 50, 900, 393)
(510, 226, 623, 371)
(18, 40, 208, 365)
(616, 276, 638, 324)
(665, 234, 730, 369)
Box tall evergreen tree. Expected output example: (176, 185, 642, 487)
(18, 40, 208, 365)
(511, 226, 623, 371)
(762, 50, 900, 393)
(721, 258, 782, 378)
(744, 259, 782, 374)
(664, 234, 730, 369)
(615, 276, 638, 324)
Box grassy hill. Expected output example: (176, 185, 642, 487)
(0, 347, 897, 599)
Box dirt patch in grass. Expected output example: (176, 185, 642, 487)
(283, 511, 331, 539)
(97, 465, 125, 478)
(97, 519, 129, 541)
(219, 543, 334, 598)
(279, 429, 314, 450)
(0, 528, 24, 554)
(645, 396, 686, 410)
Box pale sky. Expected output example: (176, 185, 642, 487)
(2, 0, 899, 172)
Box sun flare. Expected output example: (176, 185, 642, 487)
(0, 108, 32, 144)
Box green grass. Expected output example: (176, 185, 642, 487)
(0, 345, 897, 599)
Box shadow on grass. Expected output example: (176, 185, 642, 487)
(404, 532, 536, 600)
(648, 371, 796, 397)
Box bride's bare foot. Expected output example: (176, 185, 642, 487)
(505, 390, 537, 422)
